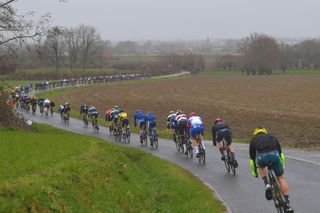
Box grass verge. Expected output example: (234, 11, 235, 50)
(0, 123, 225, 212)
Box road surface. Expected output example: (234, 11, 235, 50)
(21, 111, 320, 213)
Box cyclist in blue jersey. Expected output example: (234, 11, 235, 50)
(146, 111, 157, 145)
(134, 109, 146, 144)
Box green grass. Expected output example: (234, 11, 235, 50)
(5, 80, 40, 87)
(0, 123, 225, 212)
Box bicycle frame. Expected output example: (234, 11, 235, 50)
(267, 168, 286, 213)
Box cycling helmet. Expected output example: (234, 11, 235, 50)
(189, 112, 196, 117)
(65, 102, 69, 105)
(168, 111, 174, 115)
(253, 126, 267, 136)
(136, 109, 141, 113)
(119, 109, 124, 113)
(176, 109, 182, 115)
(214, 117, 222, 124)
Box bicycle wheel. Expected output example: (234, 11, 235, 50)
(224, 152, 230, 173)
(144, 131, 148, 146)
(200, 142, 206, 164)
(269, 171, 286, 213)
(126, 130, 130, 143)
(228, 152, 236, 175)
(201, 151, 206, 165)
(188, 144, 193, 158)
(175, 140, 180, 151)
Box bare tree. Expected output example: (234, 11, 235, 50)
(0, 0, 50, 75)
(79, 25, 100, 71)
(240, 33, 280, 75)
(45, 26, 65, 72)
(64, 27, 81, 71)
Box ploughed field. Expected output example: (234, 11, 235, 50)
(51, 75, 320, 148)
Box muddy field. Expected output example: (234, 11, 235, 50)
(50, 75, 320, 148)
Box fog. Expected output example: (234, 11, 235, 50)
(15, 0, 320, 40)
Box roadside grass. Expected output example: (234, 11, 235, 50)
(0, 123, 225, 212)
(4, 80, 39, 87)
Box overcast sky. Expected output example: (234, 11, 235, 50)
(15, 0, 320, 41)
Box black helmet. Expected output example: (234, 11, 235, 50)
(176, 109, 182, 115)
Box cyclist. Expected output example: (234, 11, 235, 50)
(58, 104, 64, 118)
(110, 105, 121, 130)
(63, 102, 71, 119)
(44, 98, 50, 114)
(188, 112, 205, 157)
(105, 108, 112, 125)
(119, 109, 129, 133)
(146, 111, 157, 145)
(167, 110, 177, 143)
(80, 103, 89, 115)
(249, 127, 294, 213)
(31, 96, 37, 113)
(88, 106, 99, 128)
(80, 103, 89, 124)
(212, 117, 238, 167)
(134, 109, 146, 144)
(176, 111, 188, 154)
(50, 100, 55, 115)
(38, 97, 44, 114)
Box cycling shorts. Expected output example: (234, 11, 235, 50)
(256, 150, 284, 177)
(138, 119, 146, 129)
(148, 121, 156, 129)
(190, 124, 204, 139)
(216, 129, 232, 145)
(121, 118, 129, 127)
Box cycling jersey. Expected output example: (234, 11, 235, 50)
(134, 110, 146, 128)
(81, 104, 88, 114)
(146, 112, 156, 129)
(166, 113, 176, 129)
(176, 114, 187, 124)
(44, 99, 50, 107)
(188, 116, 204, 139)
(119, 112, 128, 120)
(212, 122, 232, 145)
(105, 109, 112, 121)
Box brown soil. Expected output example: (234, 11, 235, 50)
(51, 75, 320, 148)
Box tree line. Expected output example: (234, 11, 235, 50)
(214, 33, 320, 74)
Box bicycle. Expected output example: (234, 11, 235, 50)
(50, 106, 54, 116)
(122, 126, 131, 143)
(32, 104, 37, 114)
(44, 106, 49, 117)
(149, 128, 158, 149)
(109, 123, 114, 135)
(196, 131, 205, 165)
(221, 138, 236, 175)
(39, 105, 44, 116)
(113, 124, 122, 142)
(267, 165, 289, 213)
(92, 117, 99, 133)
(63, 112, 70, 125)
(185, 135, 193, 158)
(140, 128, 148, 146)
(82, 113, 89, 128)
(174, 134, 181, 152)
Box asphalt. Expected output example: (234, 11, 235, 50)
(19, 110, 320, 213)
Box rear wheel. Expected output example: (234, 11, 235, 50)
(224, 152, 230, 173)
(126, 130, 131, 143)
(144, 131, 147, 146)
